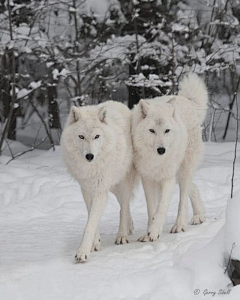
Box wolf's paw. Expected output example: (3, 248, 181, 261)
(115, 234, 129, 245)
(170, 223, 187, 233)
(75, 249, 89, 263)
(91, 238, 101, 252)
(115, 236, 129, 245)
(128, 219, 134, 235)
(137, 235, 151, 242)
(191, 214, 205, 225)
(143, 224, 160, 242)
(147, 229, 160, 242)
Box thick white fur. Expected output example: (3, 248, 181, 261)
(131, 73, 208, 242)
(61, 101, 135, 262)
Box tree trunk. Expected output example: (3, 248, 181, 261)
(7, 107, 18, 140)
(127, 59, 143, 109)
(1, 49, 17, 141)
(223, 100, 235, 140)
(47, 84, 61, 130)
(223, 76, 240, 140)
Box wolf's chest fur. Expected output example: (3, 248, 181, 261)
(135, 149, 181, 181)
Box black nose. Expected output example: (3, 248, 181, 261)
(157, 147, 165, 155)
(86, 153, 94, 161)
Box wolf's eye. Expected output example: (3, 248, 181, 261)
(165, 129, 170, 133)
(79, 135, 84, 139)
(95, 135, 100, 139)
(149, 129, 155, 134)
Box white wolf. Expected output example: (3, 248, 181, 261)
(61, 101, 135, 262)
(131, 73, 208, 242)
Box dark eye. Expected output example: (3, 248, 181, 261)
(149, 129, 155, 134)
(95, 135, 100, 139)
(165, 129, 170, 133)
(79, 135, 84, 139)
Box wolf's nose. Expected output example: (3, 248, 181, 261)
(86, 153, 94, 161)
(157, 147, 165, 155)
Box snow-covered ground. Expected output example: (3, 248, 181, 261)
(1, 142, 240, 300)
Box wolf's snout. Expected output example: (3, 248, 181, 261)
(157, 147, 165, 155)
(86, 153, 94, 161)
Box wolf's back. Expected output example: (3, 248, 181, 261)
(178, 73, 208, 124)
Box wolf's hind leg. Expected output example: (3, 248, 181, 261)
(171, 130, 204, 233)
(189, 183, 205, 225)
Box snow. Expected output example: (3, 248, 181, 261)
(126, 73, 171, 88)
(52, 68, 69, 80)
(52, 69, 59, 80)
(1, 142, 240, 300)
(17, 88, 30, 99)
(19, 46, 32, 54)
(84, 0, 113, 21)
(172, 23, 189, 32)
(69, 7, 77, 13)
(29, 81, 41, 89)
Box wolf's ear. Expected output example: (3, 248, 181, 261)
(68, 106, 80, 124)
(139, 99, 149, 118)
(99, 106, 107, 123)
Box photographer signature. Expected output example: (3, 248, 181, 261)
(194, 288, 231, 297)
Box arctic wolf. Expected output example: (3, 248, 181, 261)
(132, 73, 208, 242)
(61, 101, 135, 262)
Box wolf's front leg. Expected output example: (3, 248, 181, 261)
(112, 178, 133, 245)
(115, 199, 130, 245)
(142, 177, 160, 226)
(82, 189, 101, 252)
(138, 178, 159, 242)
(146, 177, 175, 241)
(75, 191, 107, 263)
(171, 174, 190, 233)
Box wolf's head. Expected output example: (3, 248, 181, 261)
(132, 99, 181, 158)
(62, 105, 115, 162)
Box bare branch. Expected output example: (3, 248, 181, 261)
(231, 82, 239, 198)
(6, 137, 48, 165)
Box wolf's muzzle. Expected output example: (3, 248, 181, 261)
(86, 153, 94, 161)
(157, 147, 165, 155)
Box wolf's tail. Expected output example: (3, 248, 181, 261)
(178, 73, 208, 124)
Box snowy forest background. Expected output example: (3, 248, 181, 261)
(0, 0, 240, 155)
(1, 1, 240, 297)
